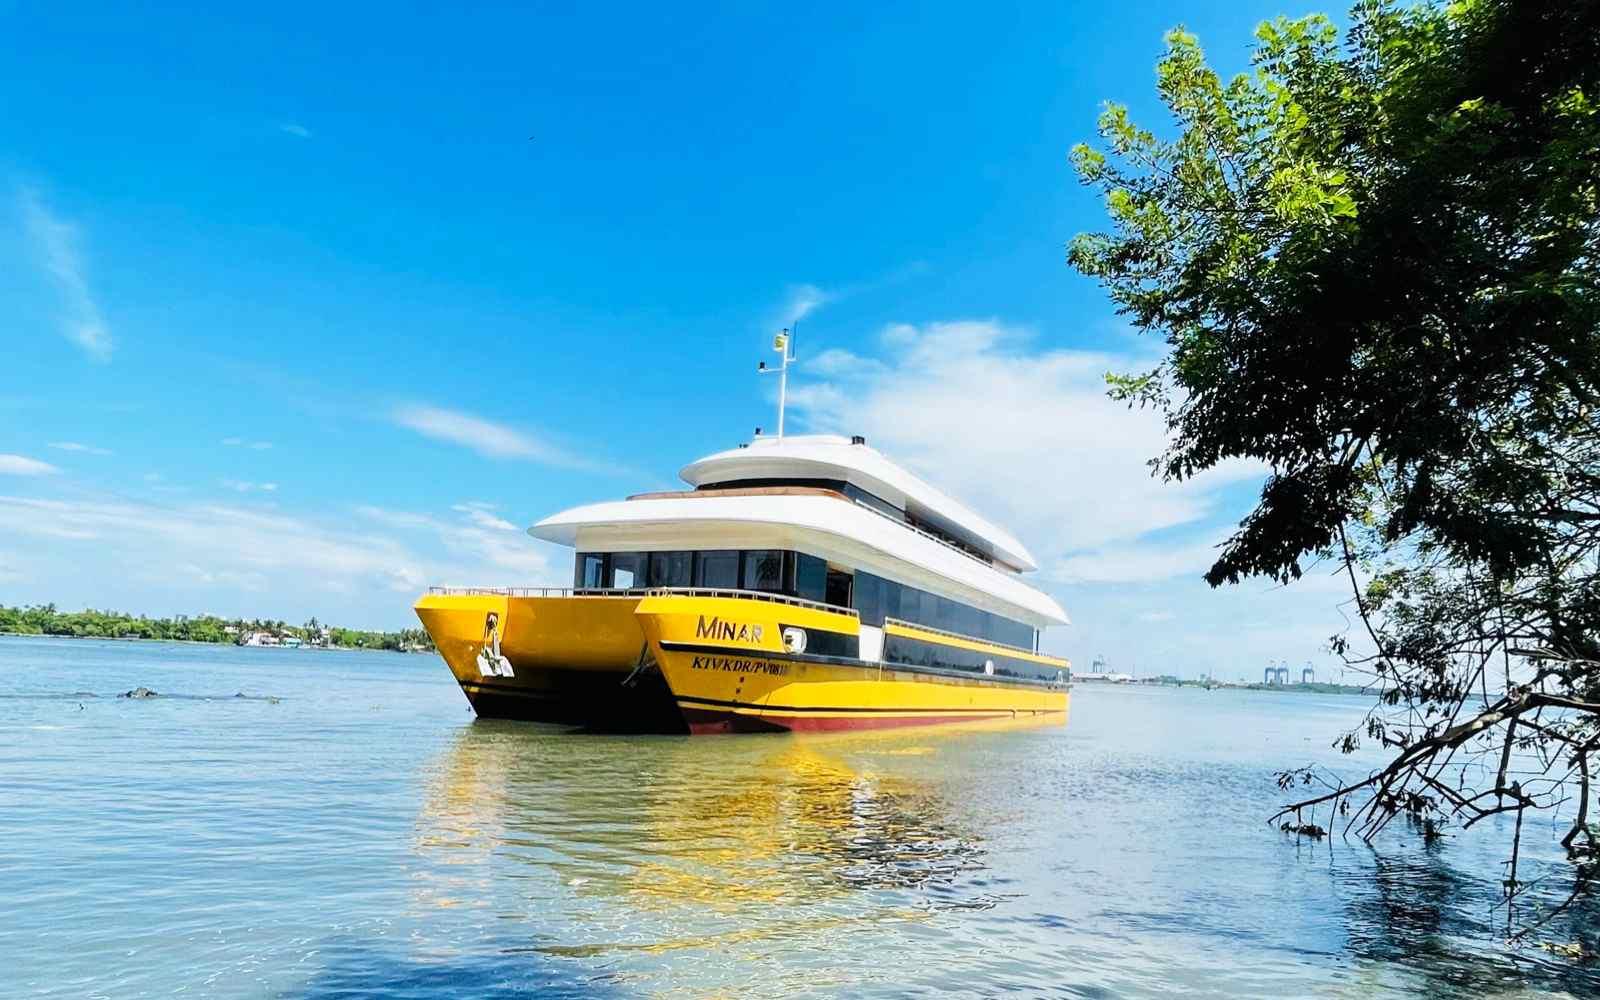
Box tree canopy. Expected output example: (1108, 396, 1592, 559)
(1070, 0, 1599, 937)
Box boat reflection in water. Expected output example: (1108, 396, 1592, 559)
(409, 716, 1058, 955)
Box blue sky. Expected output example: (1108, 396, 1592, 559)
(0, 1, 1356, 679)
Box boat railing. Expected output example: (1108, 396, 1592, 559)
(645, 587, 859, 616)
(425, 585, 858, 617)
(882, 616, 1053, 659)
(848, 499, 1002, 571)
(426, 587, 654, 598)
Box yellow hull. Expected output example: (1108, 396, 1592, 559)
(414, 590, 678, 727)
(633, 593, 1067, 734)
(414, 590, 1069, 734)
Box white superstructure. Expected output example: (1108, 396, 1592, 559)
(529, 434, 1068, 633)
(680, 435, 1038, 572)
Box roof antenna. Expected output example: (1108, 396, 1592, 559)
(756, 324, 795, 440)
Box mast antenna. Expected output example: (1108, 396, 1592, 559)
(756, 325, 796, 439)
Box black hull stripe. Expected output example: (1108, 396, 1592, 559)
(676, 694, 1062, 715)
(660, 640, 857, 666)
(657, 641, 1067, 692)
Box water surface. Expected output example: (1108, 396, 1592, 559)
(1, 636, 1594, 998)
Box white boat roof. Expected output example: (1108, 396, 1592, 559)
(679, 434, 1038, 572)
(529, 493, 1069, 627)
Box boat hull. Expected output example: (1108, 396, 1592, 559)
(414, 590, 1070, 734)
(414, 591, 683, 729)
(632, 593, 1069, 734)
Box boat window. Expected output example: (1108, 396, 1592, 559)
(576, 553, 605, 589)
(840, 483, 902, 519)
(793, 553, 828, 603)
(850, 569, 1036, 649)
(825, 566, 853, 609)
(854, 571, 884, 626)
(992, 616, 1035, 650)
(609, 552, 647, 589)
(648, 551, 693, 588)
(695, 550, 741, 589)
(742, 550, 785, 593)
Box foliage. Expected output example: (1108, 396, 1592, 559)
(0, 603, 433, 653)
(1069, 0, 1600, 936)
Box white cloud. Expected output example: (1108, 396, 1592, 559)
(221, 437, 272, 450)
(0, 495, 429, 597)
(0, 454, 60, 476)
(391, 404, 604, 470)
(1136, 610, 1177, 623)
(451, 501, 519, 532)
(354, 504, 560, 581)
(279, 122, 312, 139)
(779, 283, 832, 326)
(19, 188, 113, 362)
(805, 347, 885, 379)
(1049, 540, 1223, 585)
(48, 441, 111, 456)
(788, 320, 1263, 581)
(220, 479, 278, 493)
(0, 491, 565, 624)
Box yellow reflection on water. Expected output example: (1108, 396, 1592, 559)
(411, 716, 1057, 955)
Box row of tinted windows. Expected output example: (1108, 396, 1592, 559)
(576, 551, 1036, 651)
(576, 550, 831, 601)
(854, 570, 1035, 651)
(699, 478, 994, 564)
(883, 634, 1063, 685)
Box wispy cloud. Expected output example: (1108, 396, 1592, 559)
(0, 454, 61, 476)
(0, 494, 428, 599)
(48, 441, 112, 456)
(0, 492, 560, 624)
(221, 437, 273, 450)
(19, 188, 113, 362)
(220, 479, 278, 493)
(779, 283, 832, 326)
(356, 504, 558, 580)
(451, 501, 519, 532)
(1048, 540, 1225, 585)
(279, 122, 312, 139)
(391, 404, 609, 471)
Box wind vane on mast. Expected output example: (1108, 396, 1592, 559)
(756, 326, 796, 439)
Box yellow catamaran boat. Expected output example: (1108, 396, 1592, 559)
(415, 336, 1071, 734)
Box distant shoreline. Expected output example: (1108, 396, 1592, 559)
(1073, 678, 1374, 697)
(0, 631, 426, 653)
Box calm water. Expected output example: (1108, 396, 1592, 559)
(1, 636, 1595, 999)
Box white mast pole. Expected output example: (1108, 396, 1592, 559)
(777, 328, 789, 439)
(758, 327, 795, 440)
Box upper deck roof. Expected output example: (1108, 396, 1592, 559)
(679, 434, 1038, 572)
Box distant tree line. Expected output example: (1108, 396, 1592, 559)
(0, 604, 434, 653)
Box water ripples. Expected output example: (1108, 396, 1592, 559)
(2, 636, 1598, 997)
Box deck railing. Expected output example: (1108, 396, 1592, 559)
(848, 499, 1006, 571)
(882, 616, 1050, 659)
(644, 587, 858, 616)
(426, 585, 858, 617)
(426, 586, 653, 598)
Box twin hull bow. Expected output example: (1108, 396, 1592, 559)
(414, 591, 1069, 735)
